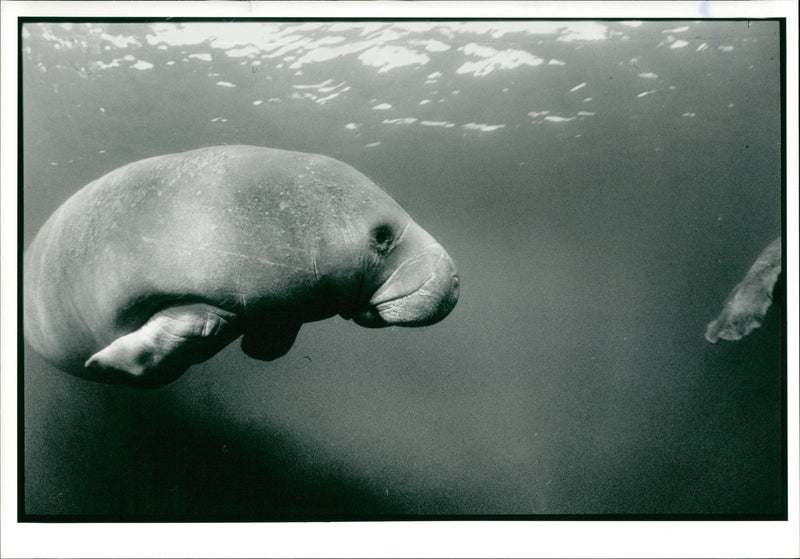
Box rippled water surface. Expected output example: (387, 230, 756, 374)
(22, 20, 783, 517)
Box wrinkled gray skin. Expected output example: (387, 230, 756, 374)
(705, 236, 781, 343)
(24, 146, 460, 388)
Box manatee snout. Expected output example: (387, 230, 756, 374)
(353, 243, 460, 328)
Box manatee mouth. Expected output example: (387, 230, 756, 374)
(352, 244, 460, 328)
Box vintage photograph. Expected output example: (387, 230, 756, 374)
(3, 3, 797, 557)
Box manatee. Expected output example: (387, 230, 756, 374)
(705, 236, 781, 343)
(23, 145, 460, 387)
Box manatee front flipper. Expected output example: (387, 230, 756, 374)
(705, 237, 782, 343)
(241, 321, 302, 361)
(85, 303, 243, 388)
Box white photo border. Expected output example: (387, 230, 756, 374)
(2, 2, 797, 558)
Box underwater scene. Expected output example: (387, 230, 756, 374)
(21, 20, 783, 518)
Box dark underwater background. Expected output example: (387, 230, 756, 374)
(21, 20, 784, 518)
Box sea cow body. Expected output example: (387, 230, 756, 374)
(24, 145, 459, 387)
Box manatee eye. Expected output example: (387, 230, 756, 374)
(372, 224, 395, 254)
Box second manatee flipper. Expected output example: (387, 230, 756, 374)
(705, 237, 782, 343)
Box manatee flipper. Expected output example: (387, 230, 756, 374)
(85, 303, 243, 388)
(241, 321, 302, 361)
(705, 237, 782, 343)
